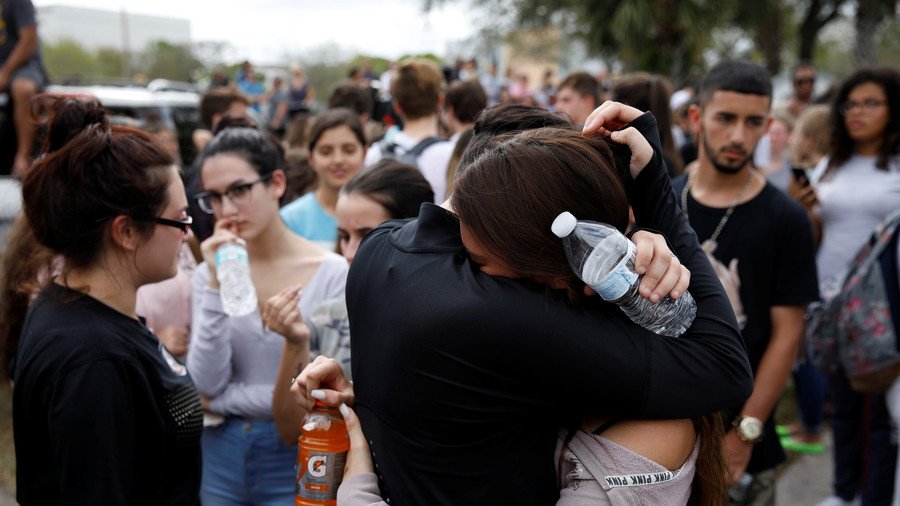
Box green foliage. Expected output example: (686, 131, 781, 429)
(41, 38, 203, 83)
(347, 55, 391, 75)
(95, 47, 128, 78)
(42, 39, 99, 80)
(142, 41, 204, 82)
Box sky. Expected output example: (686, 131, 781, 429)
(32, 0, 479, 64)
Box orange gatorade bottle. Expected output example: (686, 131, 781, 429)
(296, 401, 350, 506)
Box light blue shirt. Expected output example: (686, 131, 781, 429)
(280, 193, 338, 251)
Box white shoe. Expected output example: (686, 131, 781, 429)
(815, 496, 860, 506)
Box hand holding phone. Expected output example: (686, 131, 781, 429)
(791, 166, 810, 187)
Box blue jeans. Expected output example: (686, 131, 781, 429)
(793, 357, 827, 434)
(200, 418, 297, 506)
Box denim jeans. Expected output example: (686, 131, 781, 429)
(200, 418, 297, 506)
(793, 357, 828, 434)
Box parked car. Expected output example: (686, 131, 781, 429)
(46, 79, 203, 166)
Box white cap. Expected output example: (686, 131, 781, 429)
(551, 212, 577, 238)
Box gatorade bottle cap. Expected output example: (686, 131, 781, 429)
(551, 212, 577, 238)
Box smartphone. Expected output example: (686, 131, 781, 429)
(791, 166, 810, 187)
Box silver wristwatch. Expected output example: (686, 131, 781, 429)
(733, 416, 764, 443)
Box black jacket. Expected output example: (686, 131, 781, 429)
(347, 112, 753, 505)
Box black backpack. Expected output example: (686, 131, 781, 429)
(379, 136, 443, 169)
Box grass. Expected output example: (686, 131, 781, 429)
(0, 381, 14, 494)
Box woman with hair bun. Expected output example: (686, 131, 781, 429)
(13, 96, 203, 504)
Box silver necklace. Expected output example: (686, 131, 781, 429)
(681, 168, 756, 254)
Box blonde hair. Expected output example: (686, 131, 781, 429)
(796, 104, 831, 158)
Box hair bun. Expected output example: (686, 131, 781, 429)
(33, 94, 109, 154)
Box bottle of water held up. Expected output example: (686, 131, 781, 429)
(551, 212, 696, 337)
(215, 242, 258, 317)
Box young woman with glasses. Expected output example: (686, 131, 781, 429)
(264, 159, 435, 445)
(13, 96, 203, 504)
(187, 127, 349, 505)
(280, 108, 367, 250)
(789, 67, 900, 506)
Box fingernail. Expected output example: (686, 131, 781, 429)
(671, 290, 680, 299)
(636, 265, 646, 274)
(650, 293, 660, 303)
(339, 403, 350, 417)
(311, 389, 326, 400)
(640, 286, 650, 297)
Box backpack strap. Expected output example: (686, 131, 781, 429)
(405, 136, 443, 158)
(878, 213, 900, 351)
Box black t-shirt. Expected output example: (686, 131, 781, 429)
(13, 283, 203, 505)
(0, 0, 42, 64)
(672, 177, 820, 472)
(347, 113, 753, 505)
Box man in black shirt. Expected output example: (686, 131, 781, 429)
(672, 60, 820, 504)
(343, 104, 753, 505)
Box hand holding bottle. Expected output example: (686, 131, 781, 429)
(199, 217, 243, 289)
(629, 230, 691, 303)
(291, 355, 355, 411)
(553, 212, 697, 337)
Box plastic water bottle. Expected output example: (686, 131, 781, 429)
(551, 212, 696, 337)
(215, 242, 257, 317)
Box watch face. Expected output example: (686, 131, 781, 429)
(740, 418, 762, 440)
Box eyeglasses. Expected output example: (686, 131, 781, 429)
(194, 175, 272, 214)
(840, 99, 888, 115)
(154, 215, 193, 234)
(794, 77, 815, 86)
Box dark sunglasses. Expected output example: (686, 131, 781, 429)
(794, 78, 815, 85)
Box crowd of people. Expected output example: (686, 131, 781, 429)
(2, 0, 900, 505)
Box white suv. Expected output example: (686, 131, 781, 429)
(46, 79, 203, 166)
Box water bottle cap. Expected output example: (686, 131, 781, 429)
(551, 212, 577, 238)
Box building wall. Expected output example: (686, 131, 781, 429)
(37, 6, 191, 51)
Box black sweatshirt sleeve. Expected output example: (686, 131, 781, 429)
(519, 113, 752, 419)
(613, 112, 753, 416)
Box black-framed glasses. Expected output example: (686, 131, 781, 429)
(154, 215, 193, 234)
(840, 99, 888, 115)
(194, 174, 272, 215)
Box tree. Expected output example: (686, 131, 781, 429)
(42, 39, 98, 82)
(427, 0, 726, 86)
(730, 0, 788, 75)
(796, 0, 847, 61)
(141, 41, 204, 82)
(854, 0, 895, 64)
(95, 48, 128, 78)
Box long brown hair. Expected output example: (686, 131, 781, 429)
(689, 413, 728, 505)
(453, 127, 629, 301)
(0, 214, 55, 379)
(826, 67, 900, 172)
